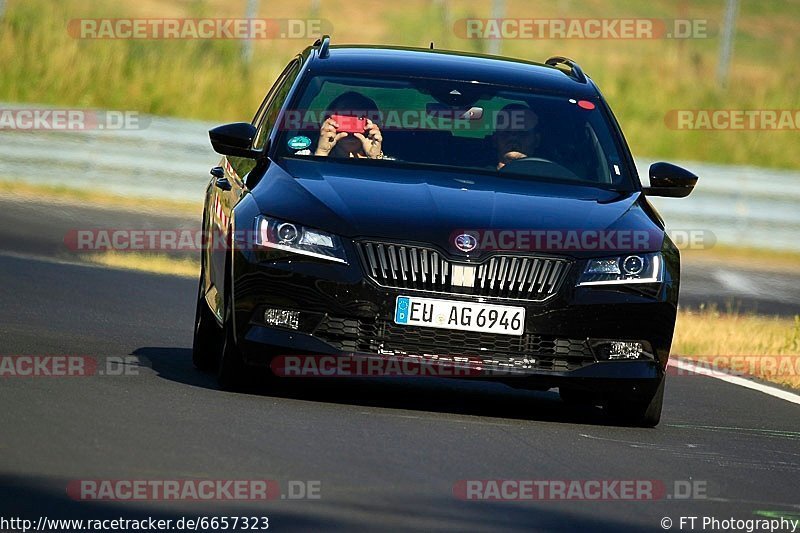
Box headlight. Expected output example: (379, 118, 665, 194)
(577, 252, 662, 286)
(254, 216, 347, 264)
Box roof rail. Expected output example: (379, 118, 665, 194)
(545, 56, 587, 84)
(312, 35, 331, 59)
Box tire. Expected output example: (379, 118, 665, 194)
(606, 377, 665, 427)
(217, 293, 251, 392)
(192, 279, 222, 372)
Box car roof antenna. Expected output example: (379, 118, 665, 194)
(314, 35, 331, 59)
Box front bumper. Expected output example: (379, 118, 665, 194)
(230, 239, 679, 390)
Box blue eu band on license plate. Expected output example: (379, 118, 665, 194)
(394, 296, 525, 336)
(395, 296, 411, 324)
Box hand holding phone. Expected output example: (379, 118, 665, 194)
(329, 114, 367, 134)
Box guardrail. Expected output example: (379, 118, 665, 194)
(1, 107, 799, 250)
(638, 159, 800, 251)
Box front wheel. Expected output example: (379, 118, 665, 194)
(606, 377, 665, 427)
(192, 279, 222, 372)
(217, 295, 251, 392)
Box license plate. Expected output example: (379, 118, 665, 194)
(394, 296, 525, 336)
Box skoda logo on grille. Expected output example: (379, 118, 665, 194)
(454, 233, 478, 253)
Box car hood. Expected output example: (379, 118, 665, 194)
(252, 158, 663, 255)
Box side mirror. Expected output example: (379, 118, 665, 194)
(643, 162, 698, 198)
(209, 122, 260, 158)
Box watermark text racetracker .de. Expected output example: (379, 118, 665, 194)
(277, 107, 532, 132)
(67, 479, 321, 501)
(448, 228, 715, 253)
(454, 18, 710, 40)
(0, 355, 139, 377)
(68, 18, 331, 39)
(668, 356, 800, 380)
(665, 109, 800, 130)
(271, 355, 490, 378)
(0, 108, 145, 131)
(454, 479, 708, 501)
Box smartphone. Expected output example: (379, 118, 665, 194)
(330, 114, 367, 134)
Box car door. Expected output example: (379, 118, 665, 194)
(204, 58, 302, 322)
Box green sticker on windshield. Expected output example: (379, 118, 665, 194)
(288, 135, 311, 150)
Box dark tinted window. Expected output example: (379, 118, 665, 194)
(277, 75, 633, 190)
(253, 60, 301, 151)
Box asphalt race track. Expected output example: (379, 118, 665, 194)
(1, 197, 799, 531)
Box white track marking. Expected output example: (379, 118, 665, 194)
(670, 358, 800, 406)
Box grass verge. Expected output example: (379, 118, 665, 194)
(83, 251, 199, 278)
(673, 307, 800, 389)
(3, 180, 200, 217)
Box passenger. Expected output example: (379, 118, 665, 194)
(314, 91, 386, 159)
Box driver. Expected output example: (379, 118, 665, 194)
(491, 103, 540, 170)
(314, 91, 385, 159)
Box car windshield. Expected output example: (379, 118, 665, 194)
(275, 74, 634, 190)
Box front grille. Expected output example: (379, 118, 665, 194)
(314, 316, 595, 372)
(357, 241, 570, 301)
